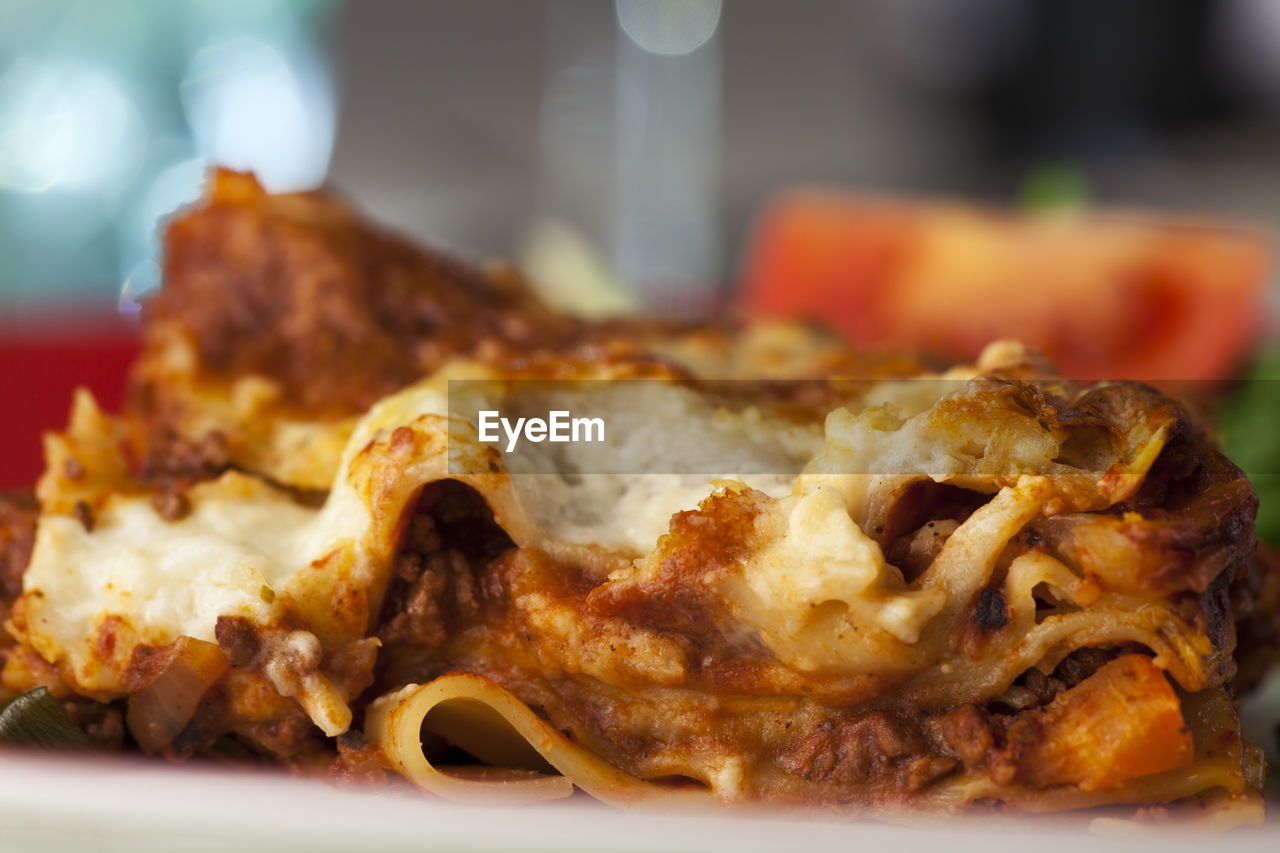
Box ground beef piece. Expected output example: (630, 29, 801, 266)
(377, 481, 512, 646)
(777, 707, 957, 793)
(137, 429, 232, 521)
(329, 730, 389, 787)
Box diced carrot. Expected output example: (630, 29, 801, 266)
(1020, 654, 1193, 791)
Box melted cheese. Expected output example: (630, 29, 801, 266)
(20, 466, 387, 697)
(18, 365, 829, 717)
(724, 485, 945, 673)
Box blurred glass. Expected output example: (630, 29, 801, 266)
(0, 0, 337, 313)
(532, 0, 722, 315)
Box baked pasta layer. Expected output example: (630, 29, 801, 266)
(3, 171, 1271, 823)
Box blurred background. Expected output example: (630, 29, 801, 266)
(3, 0, 1280, 313)
(3, 0, 1280, 489)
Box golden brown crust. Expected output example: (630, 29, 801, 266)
(127, 170, 927, 499)
(137, 170, 581, 419)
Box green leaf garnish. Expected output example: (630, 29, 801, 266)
(1019, 163, 1091, 213)
(0, 688, 94, 750)
(1218, 350, 1280, 545)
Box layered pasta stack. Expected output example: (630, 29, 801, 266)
(3, 171, 1275, 824)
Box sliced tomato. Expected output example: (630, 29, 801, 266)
(739, 191, 1271, 381)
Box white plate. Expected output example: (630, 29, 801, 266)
(0, 750, 1274, 853)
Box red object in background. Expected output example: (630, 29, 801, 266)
(0, 312, 139, 490)
(739, 192, 1273, 382)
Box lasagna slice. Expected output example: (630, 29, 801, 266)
(2, 172, 1271, 824)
